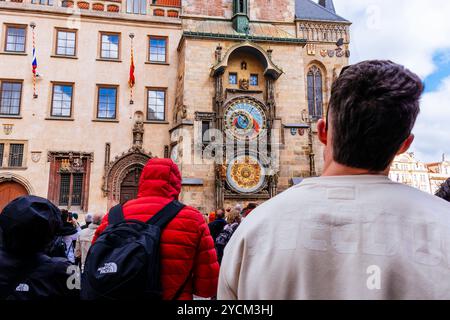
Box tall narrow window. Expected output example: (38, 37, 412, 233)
(147, 88, 165, 121)
(71, 173, 83, 206)
(239, 0, 245, 12)
(100, 33, 120, 59)
(8, 143, 24, 167)
(202, 121, 211, 143)
(5, 26, 26, 52)
(0, 81, 22, 116)
(0, 143, 4, 167)
(97, 86, 117, 119)
(229, 73, 237, 85)
(307, 66, 323, 119)
(56, 29, 76, 56)
(51, 83, 73, 117)
(127, 0, 146, 14)
(59, 173, 71, 206)
(149, 37, 167, 63)
(250, 74, 258, 86)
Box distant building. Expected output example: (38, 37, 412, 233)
(0, 0, 351, 213)
(427, 154, 450, 195)
(389, 153, 431, 194)
(389, 153, 450, 195)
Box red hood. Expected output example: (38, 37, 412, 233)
(137, 158, 182, 200)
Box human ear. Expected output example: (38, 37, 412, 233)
(317, 119, 328, 146)
(396, 134, 415, 155)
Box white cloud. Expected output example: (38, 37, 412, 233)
(412, 77, 450, 162)
(331, 0, 450, 162)
(334, 0, 450, 78)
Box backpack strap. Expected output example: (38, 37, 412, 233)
(108, 204, 125, 225)
(147, 200, 185, 229)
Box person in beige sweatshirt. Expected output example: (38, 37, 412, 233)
(218, 60, 450, 300)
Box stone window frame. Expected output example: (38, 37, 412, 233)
(0, 139, 28, 170)
(228, 72, 238, 85)
(306, 65, 324, 120)
(146, 87, 167, 122)
(195, 112, 216, 147)
(249, 73, 258, 86)
(147, 35, 168, 64)
(3, 23, 27, 53)
(99, 31, 121, 60)
(47, 151, 93, 212)
(54, 27, 78, 58)
(0, 79, 23, 117)
(95, 84, 119, 121)
(126, 0, 147, 14)
(50, 81, 75, 118)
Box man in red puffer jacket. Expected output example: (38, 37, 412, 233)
(93, 158, 219, 300)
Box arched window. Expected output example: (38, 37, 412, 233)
(307, 66, 323, 119)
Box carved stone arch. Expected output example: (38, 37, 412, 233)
(102, 149, 152, 208)
(211, 41, 283, 80)
(0, 173, 34, 194)
(307, 60, 327, 81)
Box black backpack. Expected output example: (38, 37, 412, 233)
(45, 235, 68, 259)
(80, 200, 186, 300)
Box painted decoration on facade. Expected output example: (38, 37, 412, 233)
(306, 43, 316, 56)
(226, 154, 265, 194)
(336, 48, 345, 57)
(224, 98, 266, 140)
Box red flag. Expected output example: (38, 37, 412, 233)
(129, 48, 135, 88)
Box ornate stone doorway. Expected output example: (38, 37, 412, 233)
(119, 165, 143, 204)
(102, 112, 152, 208)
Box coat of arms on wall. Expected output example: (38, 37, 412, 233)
(320, 49, 327, 57)
(239, 78, 249, 90)
(336, 48, 345, 57)
(31, 151, 42, 163)
(327, 49, 335, 58)
(306, 44, 316, 56)
(345, 50, 351, 57)
(3, 124, 13, 135)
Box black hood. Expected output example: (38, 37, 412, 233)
(0, 195, 62, 255)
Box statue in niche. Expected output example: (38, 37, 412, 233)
(241, 61, 247, 70)
(132, 112, 144, 150)
(239, 78, 249, 90)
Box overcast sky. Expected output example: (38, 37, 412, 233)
(332, 0, 450, 163)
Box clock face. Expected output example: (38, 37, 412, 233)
(226, 154, 266, 194)
(224, 98, 266, 140)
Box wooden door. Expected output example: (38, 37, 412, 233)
(0, 181, 28, 212)
(119, 167, 142, 204)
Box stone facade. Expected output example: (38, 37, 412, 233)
(0, 0, 351, 215)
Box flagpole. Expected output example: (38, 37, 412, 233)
(30, 22, 38, 99)
(129, 33, 135, 105)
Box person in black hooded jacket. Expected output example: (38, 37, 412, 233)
(0, 195, 79, 300)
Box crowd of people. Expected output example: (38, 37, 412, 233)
(0, 60, 450, 300)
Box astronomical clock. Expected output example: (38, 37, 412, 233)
(223, 98, 267, 141)
(220, 97, 275, 199)
(211, 41, 282, 207)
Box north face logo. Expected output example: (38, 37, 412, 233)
(97, 262, 118, 274)
(15, 283, 29, 292)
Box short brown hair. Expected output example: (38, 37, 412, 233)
(328, 60, 423, 171)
